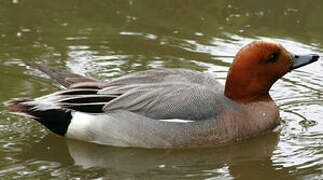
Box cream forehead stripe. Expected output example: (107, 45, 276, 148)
(259, 39, 280, 45)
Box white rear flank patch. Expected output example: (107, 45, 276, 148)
(65, 111, 132, 147)
(159, 119, 194, 123)
(66, 112, 94, 141)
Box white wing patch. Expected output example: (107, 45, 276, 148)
(159, 119, 194, 123)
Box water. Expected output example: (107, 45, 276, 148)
(0, 0, 322, 179)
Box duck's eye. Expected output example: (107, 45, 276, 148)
(265, 52, 279, 63)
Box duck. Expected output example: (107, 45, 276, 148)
(4, 40, 319, 148)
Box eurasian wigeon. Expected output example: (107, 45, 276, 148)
(4, 40, 319, 148)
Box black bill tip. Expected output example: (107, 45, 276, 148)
(289, 54, 320, 71)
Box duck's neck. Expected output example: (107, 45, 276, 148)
(224, 70, 273, 104)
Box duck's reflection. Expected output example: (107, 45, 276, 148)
(19, 132, 285, 179)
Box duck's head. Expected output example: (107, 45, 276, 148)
(224, 40, 319, 104)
